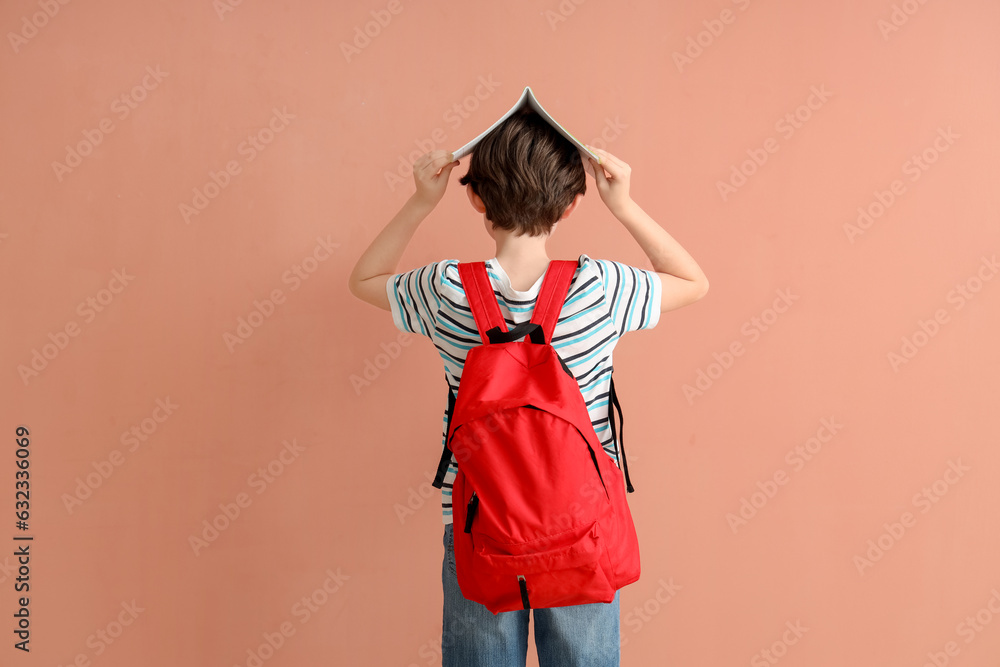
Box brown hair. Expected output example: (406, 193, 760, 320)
(459, 109, 586, 237)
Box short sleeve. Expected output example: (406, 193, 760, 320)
(586, 256, 662, 335)
(385, 260, 461, 337)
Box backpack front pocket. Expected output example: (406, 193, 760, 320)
(471, 520, 616, 609)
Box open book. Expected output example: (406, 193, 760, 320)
(452, 86, 600, 175)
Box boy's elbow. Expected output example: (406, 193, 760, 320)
(347, 275, 373, 305)
(677, 278, 709, 310)
(693, 277, 709, 301)
(347, 275, 361, 300)
(347, 266, 372, 299)
(347, 274, 393, 311)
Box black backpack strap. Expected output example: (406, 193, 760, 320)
(607, 374, 634, 493)
(486, 321, 544, 344)
(431, 381, 457, 489)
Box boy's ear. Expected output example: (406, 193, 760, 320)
(466, 185, 486, 214)
(560, 193, 585, 220)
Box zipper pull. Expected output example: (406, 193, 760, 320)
(517, 575, 531, 609)
(464, 491, 479, 533)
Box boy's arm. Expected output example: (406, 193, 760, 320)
(588, 148, 709, 313)
(347, 151, 459, 311)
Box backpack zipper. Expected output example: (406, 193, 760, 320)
(517, 575, 531, 609)
(464, 491, 479, 533)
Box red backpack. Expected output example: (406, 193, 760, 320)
(430, 260, 640, 614)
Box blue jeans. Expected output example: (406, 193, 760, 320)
(442, 523, 621, 667)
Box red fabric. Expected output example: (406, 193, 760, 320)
(449, 261, 640, 614)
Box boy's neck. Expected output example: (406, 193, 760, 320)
(492, 227, 553, 289)
(494, 229, 551, 268)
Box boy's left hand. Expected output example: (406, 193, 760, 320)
(412, 150, 460, 207)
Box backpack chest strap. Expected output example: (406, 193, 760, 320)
(459, 259, 578, 345)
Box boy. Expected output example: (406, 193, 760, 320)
(348, 109, 708, 666)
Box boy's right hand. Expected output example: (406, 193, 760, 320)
(587, 147, 633, 215)
(412, 150, 460, 209)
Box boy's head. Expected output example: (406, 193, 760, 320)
(459, 109, 586, 238)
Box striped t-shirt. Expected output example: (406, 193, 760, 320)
(386, 254, 662, 525)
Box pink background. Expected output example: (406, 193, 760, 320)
(2, 0, 999, 665)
